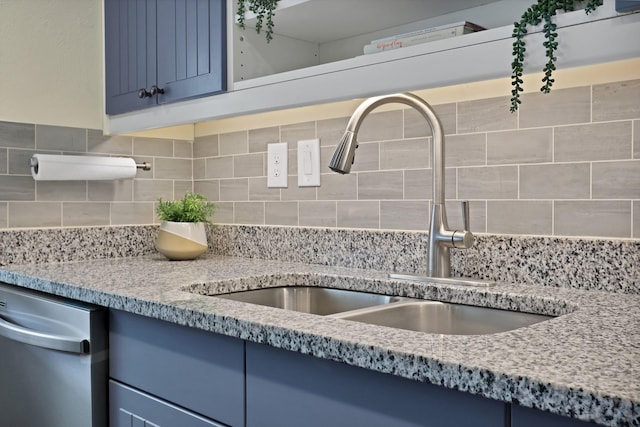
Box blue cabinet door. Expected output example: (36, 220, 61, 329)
(105, 0, 226, 115)
(246, 342, 508, 427)
(109, 310, 244, 427)
(105, 0, 158, 115)
(110, 381, 227, 427)
(156, 0, 226, 105)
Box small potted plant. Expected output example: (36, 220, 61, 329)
(155, 192, 217, 260)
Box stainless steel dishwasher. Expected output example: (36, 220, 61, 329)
(0, 282, 108, 427)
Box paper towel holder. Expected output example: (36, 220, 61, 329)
(29, 157, 151, 174)
(136, 161, 152, 171)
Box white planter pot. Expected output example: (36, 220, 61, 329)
(155, 221, 208, 260)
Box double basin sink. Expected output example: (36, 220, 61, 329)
(214, 285, 553, 335)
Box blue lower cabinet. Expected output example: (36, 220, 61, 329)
(110, 381, 227, 427)
(109, 310, 244, 427)
(511, 405, 598, 426)
(246, 342, 508, 427)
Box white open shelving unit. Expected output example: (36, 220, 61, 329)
(105, 0, 640, 135)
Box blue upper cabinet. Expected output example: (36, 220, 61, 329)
(105, 0, 226, 115)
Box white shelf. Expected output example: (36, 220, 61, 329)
(106, 2, 640, 135)
(238, 0, 497, 43)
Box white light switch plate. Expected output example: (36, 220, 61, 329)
(297, 139, 321, 187)
(267, 142, 288, 188)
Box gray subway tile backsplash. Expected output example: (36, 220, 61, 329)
(518, 86, 591, 128)
(592, 161, 640, 199)
(592, 79, 640, 122)
(317, 117, 349, 146)
(111, 202, 154, 225)
(62, 202, 111, 227)
(213, 202, 234, 224)
(220, 178, 249, 201)
(133, 137, 173, 157)
(206, 156, 233, 179)
(88, 180, 133, 202)
(281, 121, 316, 143)
(356, 110, 403, 142)
(219, 131, 248, 156)
(0, 175, 35, 201)
(487, 200, 552, 235)
(634, 120, 639, 159)
(404, 103, 457, 138)
(349, 142, 379, 172)
(380, 200, 429, 231)
(554, 121, 632, 162)
(153, 157, 192, 180)
(0, 203, 6, 228)
(133, 180, 174, 202)
(234, 201, 265, 224)
(337, 201, 379, 229)
(457, 96, 516, 133)
(0, 149, 7, 174)
(445, 133, 486, 167)
(249, 126, 279, 153)
(173, 140, 193, 158)
(36, 181, 87, 201)
(193, 179, 220, 201)
(281, 176, 316, 201)
(248, 177, 281, 201)
(519, 163, 590, 199)
(0, 121, 35, 149)
(233, 153, 263, 178)
(0, 78, 638, 239)
(9, 202, 62, 228)
(487, 128, 552, 165)
(380, 138, 429, 170)
(357, 170, 404, 200)
(554, 200, 631, 238)
(8, 148, 36, 175)
(317, 173, 357, 200)
(299, 201, 336, 227)
(634, 201, 639, 238)
(36, 125, 86, 152)
(87, 130, 132, 155)
(193, 134, 219, 158)
(265, 201, 298, 226)
(458, 166, 518, 200)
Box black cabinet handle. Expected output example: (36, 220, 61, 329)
(151, 85, 165, 96)
(138, 88, 153, 98)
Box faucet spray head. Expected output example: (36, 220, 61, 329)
(328, 131, 357, 174)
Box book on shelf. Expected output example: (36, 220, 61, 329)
(363, 21, 485, 55)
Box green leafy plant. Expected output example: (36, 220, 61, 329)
(510, 0, 602, 112)
(237, 0, 280, 43)
(156, 192, 217, 224)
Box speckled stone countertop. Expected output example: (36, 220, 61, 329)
(0, 254, 638, 426)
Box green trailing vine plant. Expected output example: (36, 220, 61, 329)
(510, 0, 603, 112)
(237, 0, 280, 43)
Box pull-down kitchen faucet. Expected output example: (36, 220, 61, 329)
(329, 92, 474, 278)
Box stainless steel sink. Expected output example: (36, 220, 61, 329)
(332, 300, 554, 335)
(216, 287, 401, 315)
(211, 281, 555, 335)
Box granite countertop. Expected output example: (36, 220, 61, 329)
(0, 254, 638, 426)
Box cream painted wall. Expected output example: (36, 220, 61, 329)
(0, 0, 104, 129)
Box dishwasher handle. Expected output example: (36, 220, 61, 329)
(0, 316, 90, 354)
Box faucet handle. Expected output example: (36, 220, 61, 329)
(461, 200, 470, 231)
(452, 201, 474, 249)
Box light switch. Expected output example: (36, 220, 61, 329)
(297, 139, 320, 187)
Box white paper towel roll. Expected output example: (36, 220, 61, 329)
(30, 154, 138, 181)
